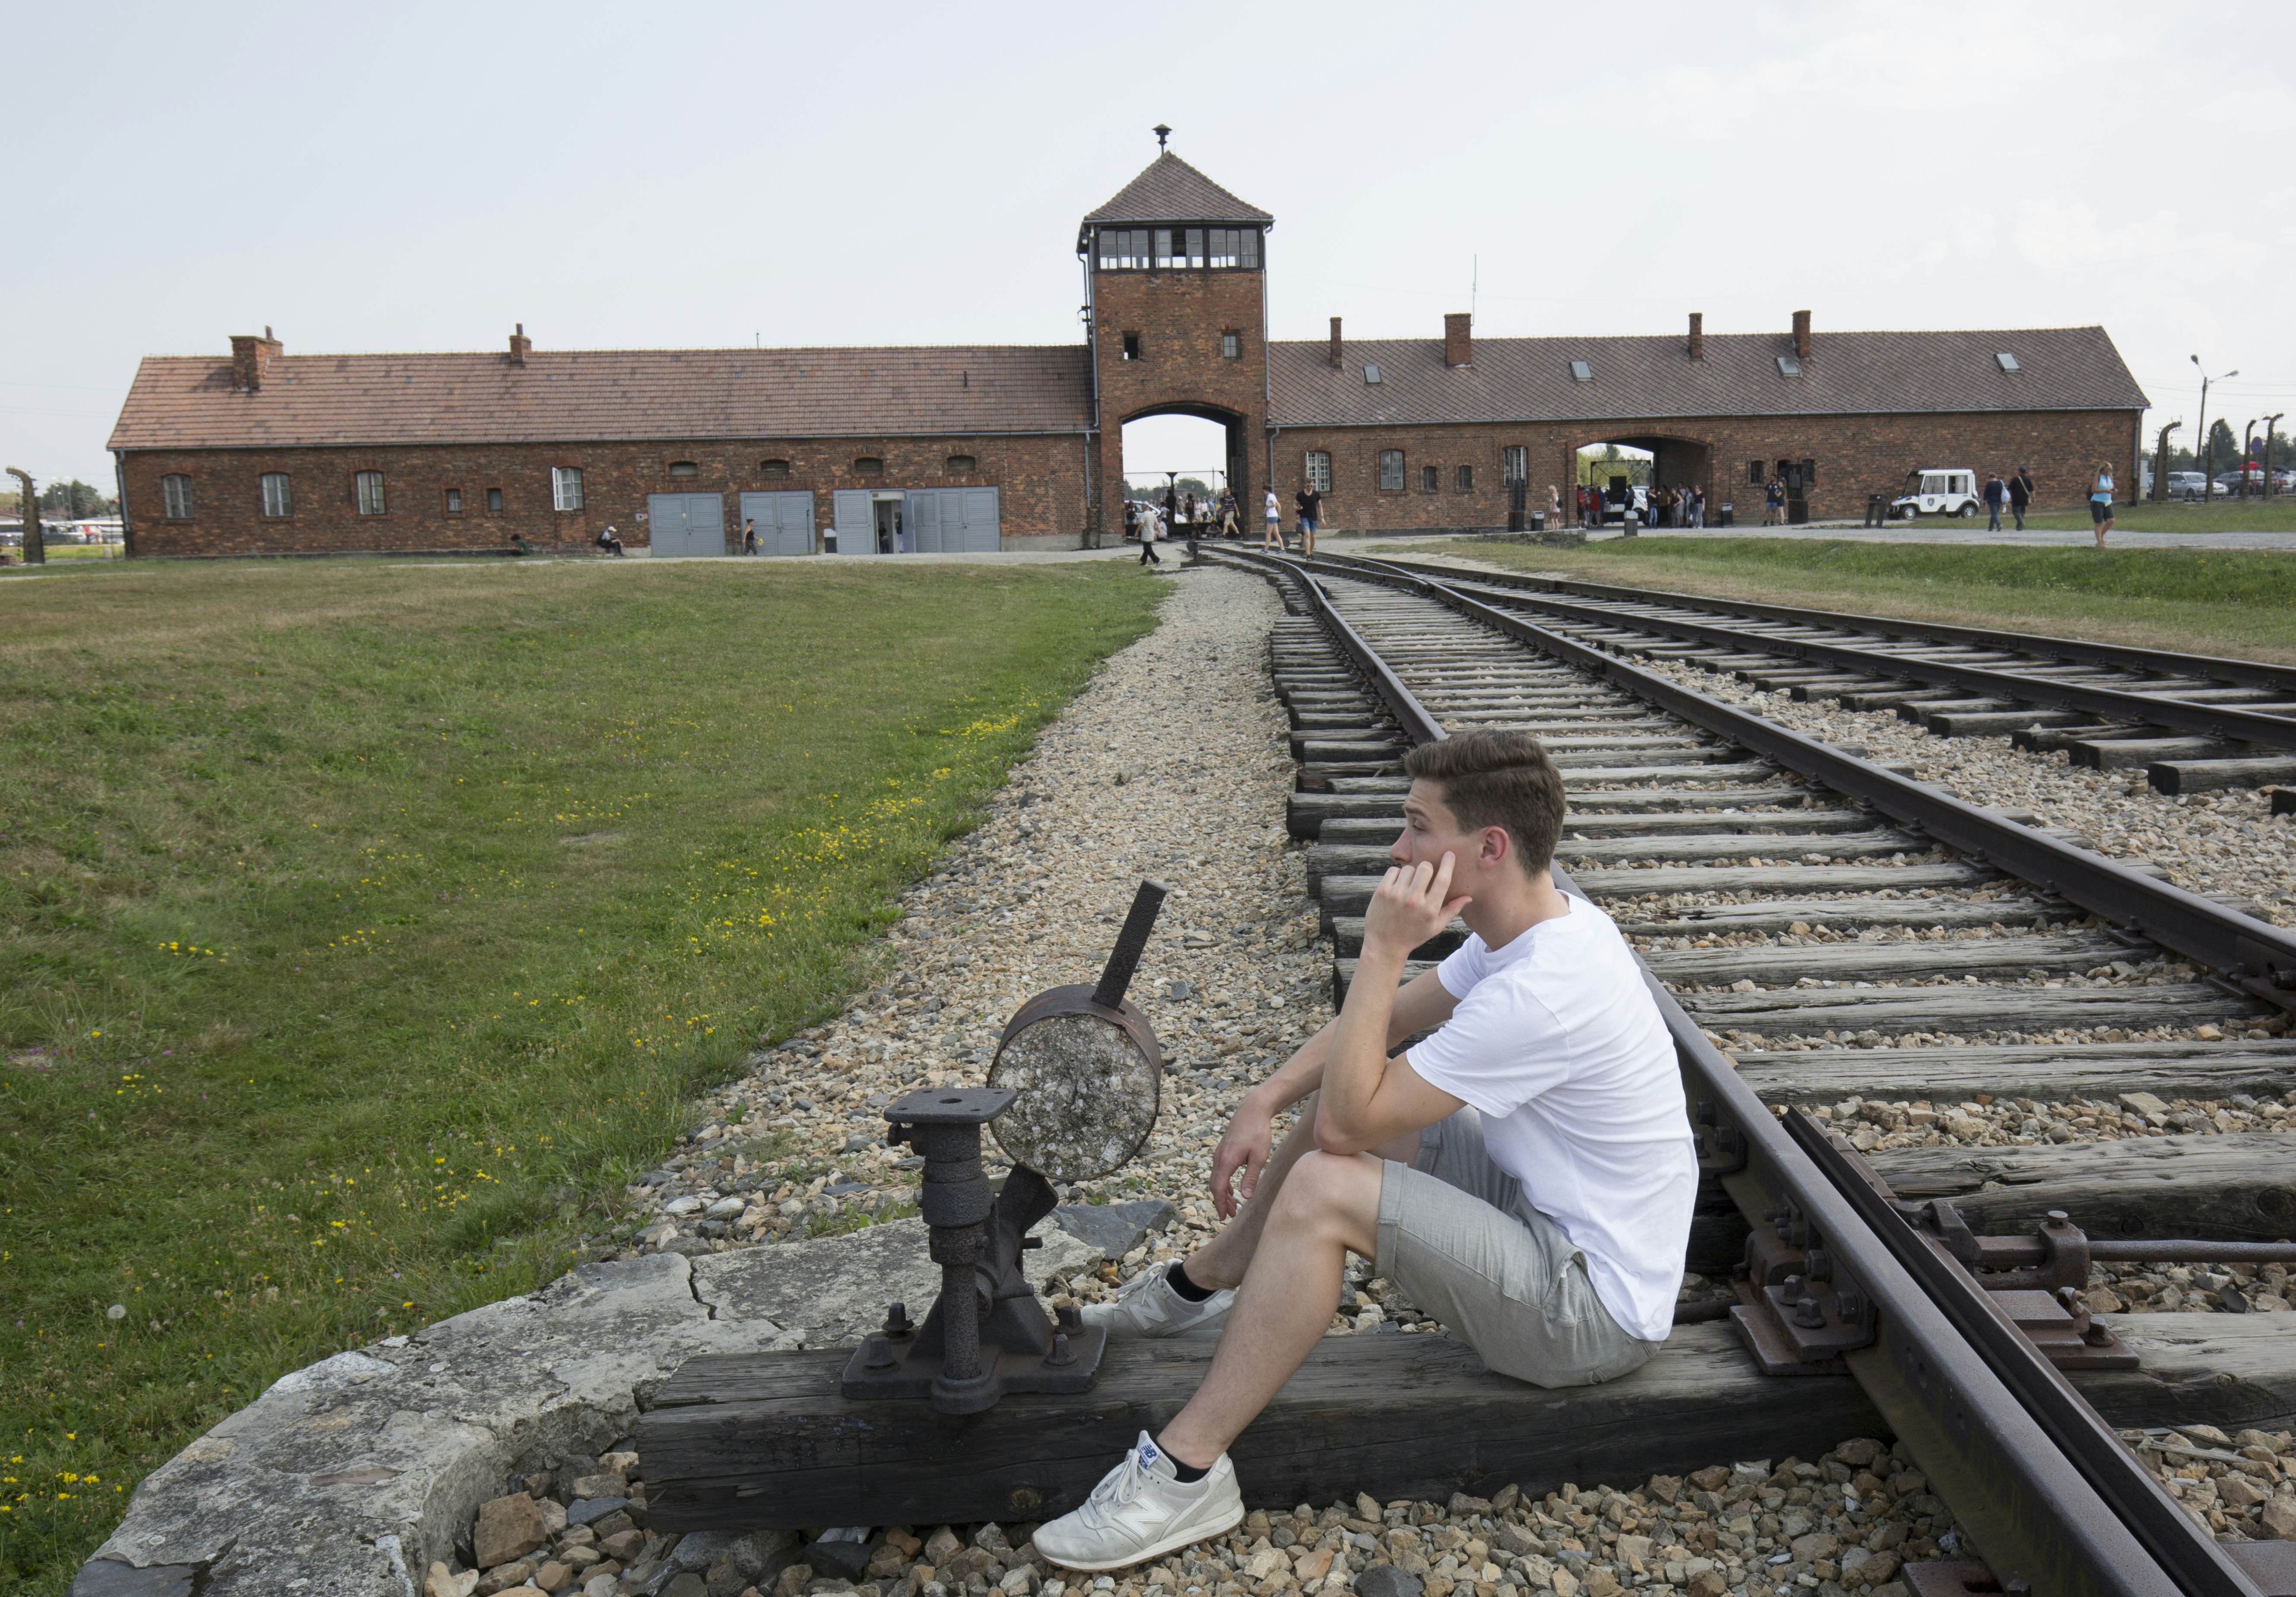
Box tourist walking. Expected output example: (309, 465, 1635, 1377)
(1263, 488, 1284, 550)
(1763, 475, 1785, 525)
(1982, 473, 2007, 532)
(1294, 483, 1323, 558)
(1139, 503, 1165, 566)
(1219, 490, 1241, 538)
(2009, 466, 2034, 531)
(1687, 486, 1705, 528)
(2090, 464, 2115, 548)
(742, 518, 760, 555)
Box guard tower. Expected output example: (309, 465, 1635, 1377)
(1078, 141, 1273, 539)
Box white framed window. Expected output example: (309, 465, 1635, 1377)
(445, 487, 464, 512)
(1378, 451, 1405, 492)
(1096, 229, 1151, 269)
(161, 474, 193, 520)
(1502, 446, 1527, 485)
(1305, 452, 1332, 493)
(260, 472, 292, 517)
(1207, 228, 1259, 268)
(552, 466, 584, 511)
(355, 471, 386, 515)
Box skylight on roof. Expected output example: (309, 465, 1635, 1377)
(1363, 363, 1383, 385)
(1996, 351, 2021, 372)
(1776, 354, 1801, 377)
(1569, 359, 1592, 383)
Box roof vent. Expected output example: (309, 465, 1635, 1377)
(1996, 351, 2021, 372)
(1363, 363, 1383, 385)
(1569, 359, 1592, 383)
(1776, 354, 1802, 377)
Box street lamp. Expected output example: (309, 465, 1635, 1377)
(2191, 356, 2238, 501)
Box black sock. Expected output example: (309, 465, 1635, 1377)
(1166, 1261, 1215, 1303)
(1169, 1457, 1210, 1483)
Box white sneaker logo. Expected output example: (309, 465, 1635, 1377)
(1136, 1438, 1163, 1470)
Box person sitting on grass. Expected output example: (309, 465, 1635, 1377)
(509, 532, 536, 557)
(1034, 730, 1697, 1572)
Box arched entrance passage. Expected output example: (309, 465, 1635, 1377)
(1564, 432, 1714, 528)
(1108, 401, 1249, 541)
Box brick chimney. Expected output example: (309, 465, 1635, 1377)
(508, 323, 530, 366)
(1792, 309, 1812, 360)
(1687, 312, 1705, 360)
(1329, 317, 1343, 369)
(229, 326, 283, 391)
(1444, 312, 1472, 368)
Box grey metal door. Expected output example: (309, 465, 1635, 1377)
(905, 490, 942, 553)
(738, 491, 814, 556)
(831, 490, 874, 555)
(646, 493, 725, 558)
(959, 487, 1000, 552)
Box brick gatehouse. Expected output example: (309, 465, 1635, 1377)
(108, 149, 2147, 557)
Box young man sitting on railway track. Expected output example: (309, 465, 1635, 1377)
(1036, 729, 1698, 1571)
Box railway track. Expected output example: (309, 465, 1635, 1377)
(1213, 549, 2296, 1597)
(1312, 552, 2296, 798)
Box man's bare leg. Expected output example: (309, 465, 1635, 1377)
(1157, 1149, 1385, 1467)
(1181, 1105, 1413, 1290)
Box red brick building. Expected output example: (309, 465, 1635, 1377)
(108, 150, 2147, 557)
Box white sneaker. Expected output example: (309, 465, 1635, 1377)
(1034, 1432, 1244, 1572)
(1079, 1265, 1235, 1339)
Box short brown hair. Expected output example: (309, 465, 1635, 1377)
(1402, 731, 1566, 873)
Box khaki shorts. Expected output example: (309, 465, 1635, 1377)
(1374, 1107, 1661, 1388)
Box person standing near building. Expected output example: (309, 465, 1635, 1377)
(1124, 498, 1142, 542)
(1687, 485, 1705, 528)
(1139, 502, 1165, 566)
(2090, 463, 2116, 548)
(1219, 490, 1241, 538)
(1763, 474, 1785, 526)
(1982, 472, 2007, 532)
(2009, 466, 2034, 531)
(1263, 488, 1284, 550)
(1295, 482, 1323, 558)
(742, 518, 760, 555)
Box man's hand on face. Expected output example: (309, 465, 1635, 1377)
(1208, 1101, 1273, 1221)
(1364, 853, 1472, 958)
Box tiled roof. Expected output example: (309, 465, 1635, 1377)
(1268, 326, 2148, 427)
(1081, 153, 1273, 226)
(108, 344, 1095, 451)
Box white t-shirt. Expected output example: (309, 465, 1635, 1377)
(1405, 895, 1697, 1341)
(1264, 491, 1281, 521)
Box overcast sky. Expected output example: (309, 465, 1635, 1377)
(10, 0, 2296, 491)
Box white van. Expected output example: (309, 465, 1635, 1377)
(1891, 468, 1981, 520)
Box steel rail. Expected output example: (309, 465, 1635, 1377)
(1307, 553, 2296, 752)
(1294, 554, 2296, 1015)
(1350, 551, 2296, 697)
(1216, 548, 2254, 1597)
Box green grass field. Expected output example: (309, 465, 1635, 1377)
(0, 555, 1160, 1588)
(1389, 537, 2296, 662)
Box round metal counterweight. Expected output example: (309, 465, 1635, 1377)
(986, 985, 1162, 1183)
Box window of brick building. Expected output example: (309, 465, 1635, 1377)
(1456, 465, 1474, 492)
(1151, 229, 1207, 270)
(260, 472, 292, 518)
(1420, 465, 1439, 493)
(1378, 451, 1406, 492)
(445, 488, 464, 513)
(760, 459, 791, 477)
(355, 471, 387, 515)
(1207, 229, 1260, 269)
(552, 467, 584, 511)
(1502, 447, 1527, 485)
(1121, 332, 1141, 361)
(1221, 332, 1241, 360)
(1096, 229, 1151, 269)
(486, 487, 505, 513)
(1749, 460, 1766, 484)
(161, 474, 193, 520)
(668, 461, 699, 478)
(854, 457, 884, 476)
(1305, 452, 1332, 493)
(946, 455, 976, 474)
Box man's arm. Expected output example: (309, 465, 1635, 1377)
(1317, 856, 1470, 1155)
(1206, 967, 1458, 1218)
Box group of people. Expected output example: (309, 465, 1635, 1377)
(1126, 484, 1324, 563)
(1570, 481, 1703, 528)
(1978, 468, 2038, 534)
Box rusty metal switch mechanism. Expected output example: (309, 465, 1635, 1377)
(840, 882, 1168, 1414)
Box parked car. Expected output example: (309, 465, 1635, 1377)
(1891, 468, 1981, 519)
(2163, 471, 2210, 502)
(2214, 469, 2272, 495)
